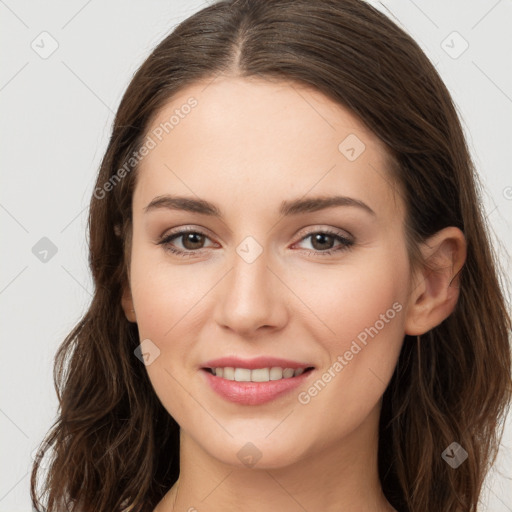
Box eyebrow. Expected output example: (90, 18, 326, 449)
(144, 194, 376, 217)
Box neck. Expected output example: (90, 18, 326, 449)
(156, 404, 394, 512)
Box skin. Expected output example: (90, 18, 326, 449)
(121, 76, 466, 511)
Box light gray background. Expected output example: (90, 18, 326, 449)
(1, 1, 511, 510)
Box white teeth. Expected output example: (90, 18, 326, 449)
(251, 368, 270, 382)
(283, 368, 295, 378)
(210, 366, 309, 382)
(269, 367, 283, 380)
(234, 368, 251, 382)
(223, 367, 235, 380)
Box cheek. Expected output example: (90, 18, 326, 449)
(292, 250, 408, 350)
(130, 250, 205, 341)
(335, 268, 404, 344)
(292, 249, 409, 426)
(129, 255, 207, 420)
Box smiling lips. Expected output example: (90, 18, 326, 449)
(201, 356, 315, 405)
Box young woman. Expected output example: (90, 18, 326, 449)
(31, 1, 511, 511)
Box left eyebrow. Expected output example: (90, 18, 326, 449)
(279, 195, 376, 217)
(143, 194, 376, 218)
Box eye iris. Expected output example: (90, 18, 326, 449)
(311, 233, 334, 250)
(182, 233, 205, 250)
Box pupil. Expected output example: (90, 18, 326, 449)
(183, 233, 204, 250)
(312, 233, 333, 250)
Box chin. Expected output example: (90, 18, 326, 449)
(197, 431, 310, 470)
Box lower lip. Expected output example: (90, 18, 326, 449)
(202, 369, 313, 405)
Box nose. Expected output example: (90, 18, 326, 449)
(213, 247, 288, 338)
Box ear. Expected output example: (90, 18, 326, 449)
(121, 281, 137, 323)
(404, 227, 466, 336)
(117, 222, 136, 322)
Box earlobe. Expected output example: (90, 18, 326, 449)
(404, 227, 466, 336)
(121, 284, 137, 323)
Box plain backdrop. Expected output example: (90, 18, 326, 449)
(1, 1, 511, 510)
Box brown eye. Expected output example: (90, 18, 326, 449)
(180, 232, 206, 250)
(158, 229, 216, 257)
(310, 233, 336, 251)
(295, 230, 354, 256)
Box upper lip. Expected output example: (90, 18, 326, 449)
(202, 356, 315, 370)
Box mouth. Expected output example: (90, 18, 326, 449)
(200, 357, 316, 405)
(202, 366, 315, 382)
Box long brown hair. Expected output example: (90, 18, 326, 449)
(31, 1, 512, 510)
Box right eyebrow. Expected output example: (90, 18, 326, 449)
(144, 195, 222, 217)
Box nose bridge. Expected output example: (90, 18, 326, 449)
(214, 238, 286, 334)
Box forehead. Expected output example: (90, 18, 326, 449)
(134, 76, 402, 220)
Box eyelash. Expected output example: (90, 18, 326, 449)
(158, 227, 354, 258)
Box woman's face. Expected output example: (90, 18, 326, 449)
(126, 76, 414, 468)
